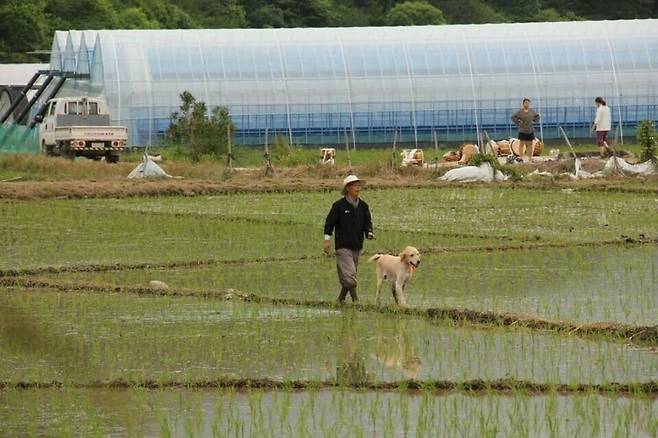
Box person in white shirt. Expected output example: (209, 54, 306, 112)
(592, 96, 612, 157)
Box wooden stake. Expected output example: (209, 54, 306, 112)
(432, 129, 438, 158)
(483, 130, 494, 155)
(344, 127, 352, 175)
(391, 128, 398, 170)
(225, 124, 233, 174)
(264, 127, 273, 177)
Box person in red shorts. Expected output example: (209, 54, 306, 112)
(593, 96, 612, 157)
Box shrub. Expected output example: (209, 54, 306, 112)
(637, 120, 657, 163)
(271, 134, 292, 162)
(269, 135, 317, 166)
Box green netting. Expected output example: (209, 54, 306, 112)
(0, 124, 40, 154)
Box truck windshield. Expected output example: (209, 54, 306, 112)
(67, 102, 81, 115)
(66, 101, 99, 115)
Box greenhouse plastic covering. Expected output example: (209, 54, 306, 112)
(45, 20, 658, 147)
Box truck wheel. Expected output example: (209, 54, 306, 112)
(41, 141, 54, 156)
(106, 154, 120, 164)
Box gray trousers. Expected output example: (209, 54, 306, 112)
(336, 248, 360, 289)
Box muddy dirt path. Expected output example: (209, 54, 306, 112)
(1, 173, 657, 200)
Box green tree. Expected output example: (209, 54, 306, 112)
(385, 1, 446, 26)
(532, 8, 582, 22)
(0, 0, 49, 62)
(201, 0, 248, 28)
(275, 0, 337, 27)
(435, 0, 505, 24)
(167, 91, 235, 160)
(334, 4, 377, 26)
(119, 7, 160, 29)
(130, 0, 196, 28)
(2, 0, 654, 62)
(44, 0, 119, 29)
(543, 0, 656, 20)
(488, 0, 540, 21)
(250, 5, 287, 27)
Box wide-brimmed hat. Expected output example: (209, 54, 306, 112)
(341, 174, 362, 195)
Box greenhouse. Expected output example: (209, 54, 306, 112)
(42, 19, 658, 146)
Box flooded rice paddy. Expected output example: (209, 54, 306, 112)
(1, 186, 657, 436)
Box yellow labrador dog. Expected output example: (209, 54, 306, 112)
(368, 246, 421, 308)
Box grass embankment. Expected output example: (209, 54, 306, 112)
(0, 142, 647, 183)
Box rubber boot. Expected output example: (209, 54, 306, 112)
(337, 287, 348, 304)
(348, 288, 358, 302)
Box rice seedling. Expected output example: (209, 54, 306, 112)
(0, 198, 506, 271)
(1, 182, 657, 435)
(32, 241, 655, 326)
(0, 289, 655, 386)
(2, 387, 657, 437)
(71, 187, 657, 243)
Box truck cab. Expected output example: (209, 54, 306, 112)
(38, 97, 128, 162)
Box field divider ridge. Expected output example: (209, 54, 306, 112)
(0, 378, 655, 396)
(2, 177, 658, 200)
(3, 276, 656, 348)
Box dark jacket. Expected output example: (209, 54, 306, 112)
(324, 197, 373, 251)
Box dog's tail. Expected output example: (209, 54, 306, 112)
(367, 254, 382, 263)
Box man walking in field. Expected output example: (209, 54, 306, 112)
(324, 175, 374, 304)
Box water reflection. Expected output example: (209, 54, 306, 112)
(370, 322, 421, 380)
(335, 312, 369, 385)
(0, 294, 126, 432)
(334, 312, 421, 383)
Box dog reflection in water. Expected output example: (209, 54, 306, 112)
(370, 327, 421, 380)
(332, 315, 420, 383)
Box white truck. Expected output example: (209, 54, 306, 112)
(36, 97, 127, 163)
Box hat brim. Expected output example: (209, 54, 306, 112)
(341, 179, 364, 195)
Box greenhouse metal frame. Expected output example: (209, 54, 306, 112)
(45, 20, 658, 147)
